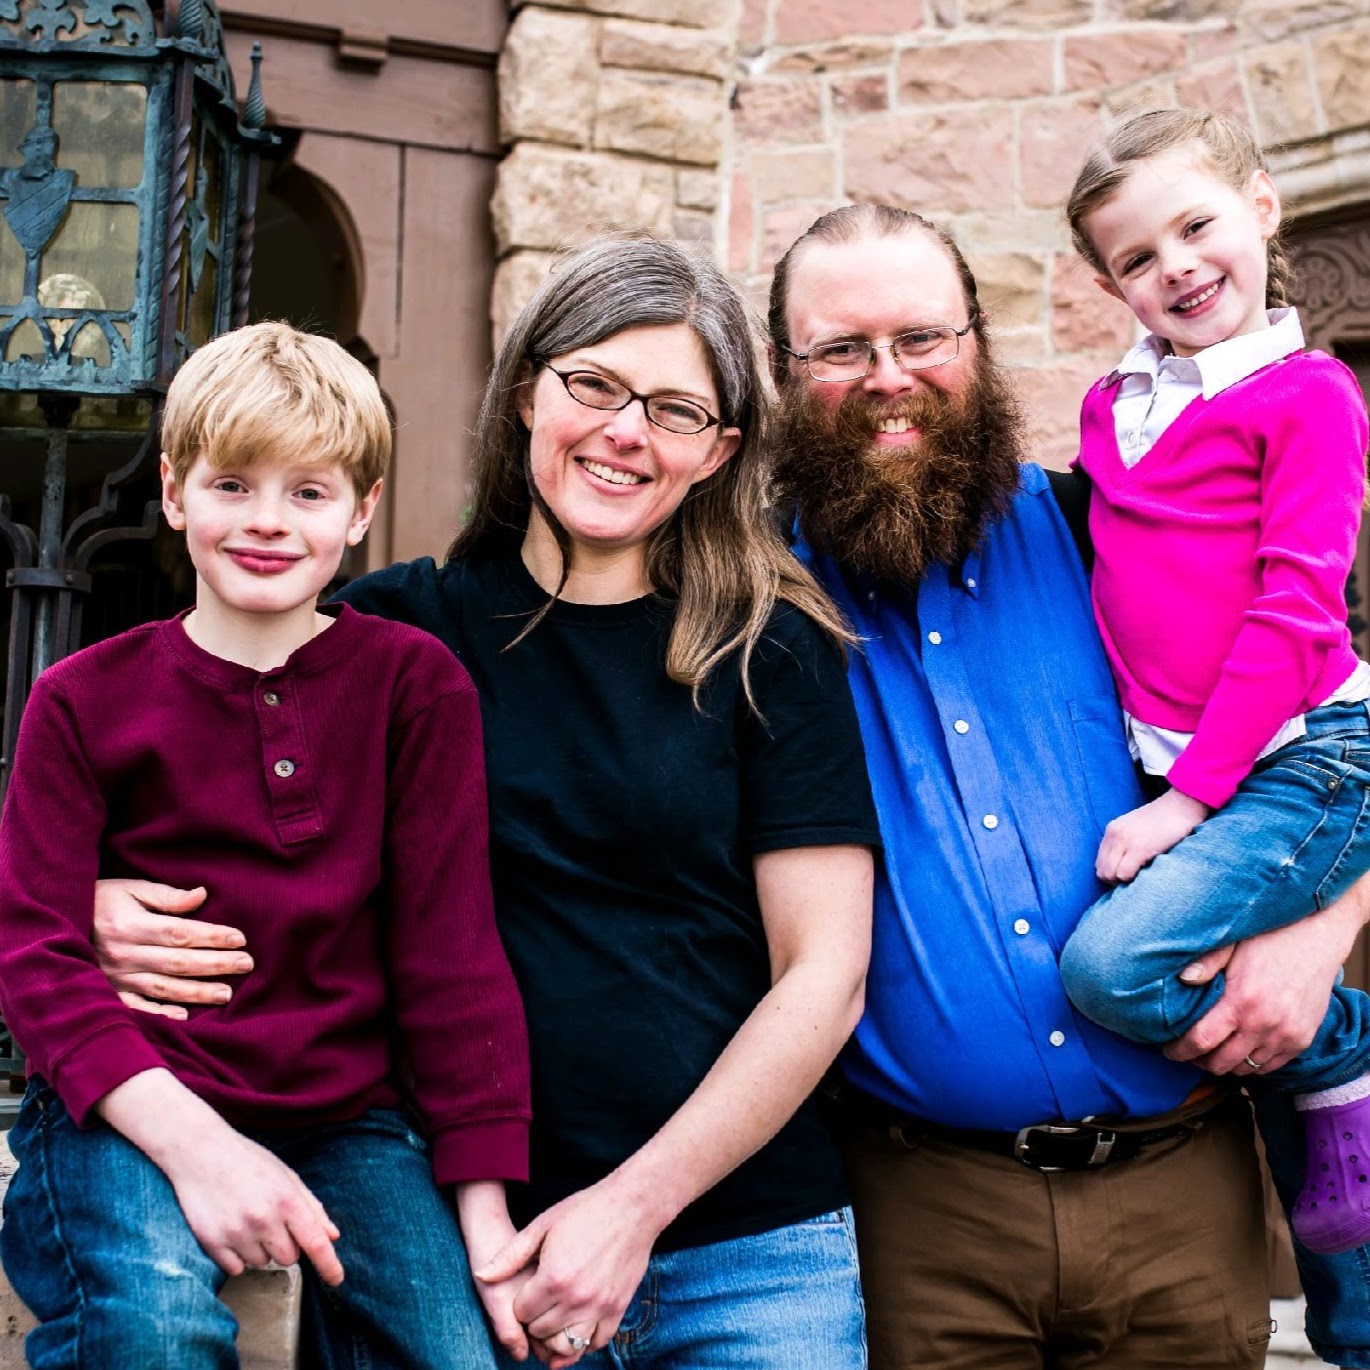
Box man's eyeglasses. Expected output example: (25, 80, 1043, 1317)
(784, 313, 979, 383)
(539, 364, 722, 436)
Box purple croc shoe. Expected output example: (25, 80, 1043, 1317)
(1292, 1091, 1370, 1255)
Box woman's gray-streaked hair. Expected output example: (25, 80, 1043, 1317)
(449, 230, 851, 704)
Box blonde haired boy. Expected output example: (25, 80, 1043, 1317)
(0, 322, 529, 1370)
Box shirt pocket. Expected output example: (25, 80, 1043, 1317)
(1067, 698, 1140, 838)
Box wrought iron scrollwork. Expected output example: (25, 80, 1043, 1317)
(1, 0, 157, 52)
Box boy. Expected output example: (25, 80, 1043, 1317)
(0, 323, 530, 1369)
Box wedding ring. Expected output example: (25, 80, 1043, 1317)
(562, 1329, 591, 1352)
(1243, 1054, 1262, 1070)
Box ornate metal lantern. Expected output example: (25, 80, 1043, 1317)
(0, 0, 275, 1102)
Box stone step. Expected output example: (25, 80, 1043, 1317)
(0, 1129, 300, 1368)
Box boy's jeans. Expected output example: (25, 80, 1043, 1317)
(1, 1079, 497, 1370)
(1060, 700, 1370, 1093)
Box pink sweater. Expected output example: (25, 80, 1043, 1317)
(1077, 350, 1368, 808)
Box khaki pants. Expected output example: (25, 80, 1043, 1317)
(842, 1096, 1272, 1370)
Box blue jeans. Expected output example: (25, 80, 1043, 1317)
(496, 1208, 866, 1369)
(1, 1080, 497, 1370)
(1060, 701, 1370, 1094)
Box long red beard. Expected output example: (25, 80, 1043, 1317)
(773, 351, 1027, 585)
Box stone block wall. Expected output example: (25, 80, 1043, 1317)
(492, 1, 737, 341)
(729, 0, 1370, 465)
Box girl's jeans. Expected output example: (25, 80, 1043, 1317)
(1, 1080, 498, 1370)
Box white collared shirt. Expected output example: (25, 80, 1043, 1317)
(1104, 307, 1370, 775)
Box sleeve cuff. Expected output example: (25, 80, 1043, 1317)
(50, 1023, 168, 1128)
(430, 1117, 530, 1187)
(1164, 755, 1233, 811)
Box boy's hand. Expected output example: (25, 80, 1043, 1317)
(1095, 789, 1209, 884)
(97, 1069, 343, 1285)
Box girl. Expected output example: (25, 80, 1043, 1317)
(1057, 108, 1370, 1256)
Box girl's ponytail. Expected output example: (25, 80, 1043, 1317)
(1266, 236, 1294, 310)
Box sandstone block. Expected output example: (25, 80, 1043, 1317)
(928, 0, 960, 26)
(491, 251, 558, 346)
(734, 78, 825, 143)
(845, 107, 1015, 213)
(1100, 0, 1237, 21)
(492, 144, 675, 254)
(832, 74, 890, 116)
(762, 201, 839, 272)
(1020, 99, 1103, 209)
(595, 70, 724, 164)
(1313, 20, 1370, 134)
(1174, 57, 1249, 121)
(601, 19, 732, 78)
(897, 38, 1054, 103)
(969, 251, 1046, 329)
(994, 327, 1049, 366)
(1050, 253, 1134, 354)
(729, 168, 755, 272)
(954, 207, 1068, 256)
(1189, 24, 1239, 62)
(1063, 30, 1187, 91)
(774, 0, 922, 45)
(740, 0, 767, 47)
(1102, 75, 1177, 114)
(1014, 357, 1109, 467)
(1239, 0, 1359, 43)
(498, 8, 599, 148)
(964, 0, 1092, 29)
(772, 40, 895, 72)
(677, 167, 721, 209)
(674, 207, 716, 244)
(751, 147, 838, 201)
(1246, 39, 1322, 146)
(551, 0, 733, 27)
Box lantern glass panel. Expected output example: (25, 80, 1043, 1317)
(51, 81, 146, 190)
(4, 318, 43, 363)
(202, 132, 223, 233)
(0, 81, 36, 169)
(39, 202, 138, 312)
(188, 254, 217, 348)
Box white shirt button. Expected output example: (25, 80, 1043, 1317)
(927, 631, 942, 645)
(1049, 1030, 1066, 1047)
(1013, 918, 1030, 936)
(965, 578, 977, 589)
(273, 759, 296, 778)
(867, 591, 876, 603)
(953, 720, 970, 734)
(982, 814, 999, 830)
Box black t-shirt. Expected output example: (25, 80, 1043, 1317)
(335, 551, 880, 1250)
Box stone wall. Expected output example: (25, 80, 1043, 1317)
(728, 0, 1370, 464)
(492, 0, 737, 341)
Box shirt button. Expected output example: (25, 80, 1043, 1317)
(867, 591, 876, 603)
(953, 720, 970, 734)
(982, 814, 999, 830)
(273, 759, 296, 778)
(1049, 1030, 1066, 1047)
(1013, 918, 1030, 936)
(263, 690, 281, 706)
(927, 631, 942, 645)
(965, 578, 977, 590)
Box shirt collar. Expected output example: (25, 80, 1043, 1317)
(1109, 307, 1304, 400)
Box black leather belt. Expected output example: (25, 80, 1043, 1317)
(844, 1087, 1230, 1174)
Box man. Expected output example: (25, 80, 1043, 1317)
(769, 203, 1370, 1369)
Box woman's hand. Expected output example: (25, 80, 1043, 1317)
(94, 878, 252, 1017)
(476, 1171, 661, 1367)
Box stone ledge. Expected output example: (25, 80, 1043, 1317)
(0, 1131, 301, 1369)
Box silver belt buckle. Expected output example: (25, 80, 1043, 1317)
(1013, 1123, 1117, 1172)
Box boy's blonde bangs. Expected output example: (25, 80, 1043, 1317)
(162, 321, 391, 496)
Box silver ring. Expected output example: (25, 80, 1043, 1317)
(562, 1330, 591, 1352)
(1243, 1054, 1262, 1070)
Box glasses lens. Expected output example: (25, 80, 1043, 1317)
(565, 371, 630, 410)
(646, 397, 710, 434)
(807, 340, 873, 382)
(892, 327, 958, 370)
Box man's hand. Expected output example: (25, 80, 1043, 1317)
(94, 879, 252, 1017)
(1165, 872, 1370, 1074)
(1096, 789, 1209, 884)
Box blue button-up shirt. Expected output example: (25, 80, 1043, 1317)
(802, 463, 1200, 1129)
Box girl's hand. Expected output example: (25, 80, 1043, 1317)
(475, 1174, 661, 1368)
(93, 878, 253, 1017)
(1095, 789, 1209, 884)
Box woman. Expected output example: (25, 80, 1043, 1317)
(91, 234, 878, 1368)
